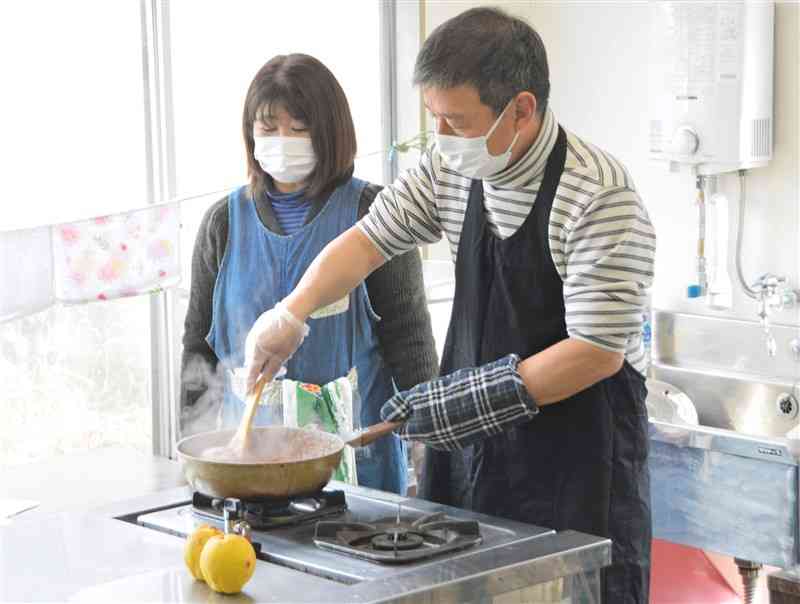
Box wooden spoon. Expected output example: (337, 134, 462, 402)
(232, 374, 270, 452)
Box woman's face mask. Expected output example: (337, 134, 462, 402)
(435, 98, 519, 180)
(252, 108, 316, 184)
(253, 136, 316, 183)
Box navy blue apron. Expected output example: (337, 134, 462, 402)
(207, 178, 406, 494)
(418, 127, 651, 603)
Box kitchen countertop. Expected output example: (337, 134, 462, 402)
(0, 446, 187, 517)
(0, 448, 610, 604)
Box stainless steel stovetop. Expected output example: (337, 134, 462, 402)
(137, 486, 550, 585)
(113, 482, 611, 603)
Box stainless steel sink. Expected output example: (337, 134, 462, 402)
(652, 310, 800, 439)
(418, 266, 800, 568)
(649, 310, 800, 568)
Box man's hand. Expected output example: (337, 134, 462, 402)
(380, 354, 538, 451)
(244, 302, 309, 392)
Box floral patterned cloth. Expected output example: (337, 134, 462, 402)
(52, 204, 181, 303)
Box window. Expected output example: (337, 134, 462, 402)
(1, 1, 394, 465)
(0, 1, 147, 231)
(0, 298, 153, 465)
(168, 0, 385, 200)
(1, 1, 152, 466)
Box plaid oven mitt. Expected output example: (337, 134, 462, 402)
(379, 354, 539, 451)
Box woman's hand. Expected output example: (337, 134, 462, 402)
(244, 302, 309, 392)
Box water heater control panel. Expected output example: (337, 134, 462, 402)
(648, 2, 774, 175)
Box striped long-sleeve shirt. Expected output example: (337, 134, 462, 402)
(358, 108, 656, 375)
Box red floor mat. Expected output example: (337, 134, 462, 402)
(651, 540, 741, 604)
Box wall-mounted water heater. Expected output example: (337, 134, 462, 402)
(649, 2, 774, 175)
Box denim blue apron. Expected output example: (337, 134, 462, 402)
(206, 178, 406, 494)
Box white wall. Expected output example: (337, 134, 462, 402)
(419, 2, 800, 332)
(426, 0, 532, 32)
(525, 2, 800, 327)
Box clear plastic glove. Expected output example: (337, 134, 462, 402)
(244, 301, 310, 392)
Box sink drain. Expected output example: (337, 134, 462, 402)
(776, 393, 798, 419)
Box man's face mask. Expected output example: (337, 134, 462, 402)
(435, 98, 520, 180)
(253, 136, 316, 184)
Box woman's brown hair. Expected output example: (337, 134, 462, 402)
(243, 54, 357, 202)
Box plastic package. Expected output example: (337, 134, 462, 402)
(230, 367, 358, 484)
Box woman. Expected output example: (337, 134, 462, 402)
(180, 54, 438, 495)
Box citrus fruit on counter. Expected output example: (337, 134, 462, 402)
(183, 524, 223, 581)
(199, 533, 257, 594)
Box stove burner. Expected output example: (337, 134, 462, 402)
(192, 490, 346, 530)
(314, 511, 482, 564)
(370, 529, 425, 551)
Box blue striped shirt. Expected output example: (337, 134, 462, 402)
(267, 188, 309, 235)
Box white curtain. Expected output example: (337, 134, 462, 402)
(0, 226, 54, 323)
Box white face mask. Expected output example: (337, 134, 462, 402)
(253, 136, 316, 184)
(435, 99, 520, 179)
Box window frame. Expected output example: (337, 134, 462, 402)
(140, 0, 179, 458)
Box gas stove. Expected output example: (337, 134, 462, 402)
(137, 484, 549, 584)
(187, 488, 482, 564)
(121, 482, 612, 602)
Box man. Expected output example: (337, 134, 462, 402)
(244, 7, 654, 603)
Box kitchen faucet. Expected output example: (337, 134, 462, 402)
(753, 273, 798, 357)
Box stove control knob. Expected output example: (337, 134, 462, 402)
(224, 498, 242, 515)
(223, 498, 242, 534)
(670, 126, 700, 156)
(233, 520, 252, 541)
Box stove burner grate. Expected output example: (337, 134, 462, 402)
(371, 529, 426, 551)
(314, 511, 482, 563)
(192, 489, 347, 530)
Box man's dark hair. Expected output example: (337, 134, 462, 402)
(413, 7, 550, 117)
(242, 54, 357, 202)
